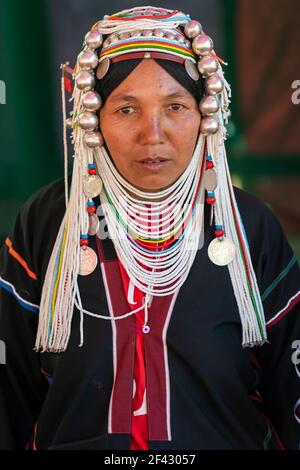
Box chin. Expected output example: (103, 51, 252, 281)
(132, 178, 174, 193)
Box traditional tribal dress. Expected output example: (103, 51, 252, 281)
(0, 179, 299, 450)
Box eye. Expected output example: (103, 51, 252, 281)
(168, 103, 184, 111)
(118, 106, 135, 115)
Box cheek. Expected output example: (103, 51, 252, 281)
(176, 115, 200, 148)
(100, 115, 134, 149)
(174, 121, 200, 167)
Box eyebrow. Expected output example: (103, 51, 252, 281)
(109, 91, 191, 102)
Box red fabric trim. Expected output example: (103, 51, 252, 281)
(95, 237, 135, 434)
(118, 261, 149, 450)
(117, 260, 177, 446)
(266, 292, 300, 329)
(259, 411, 286, 450)
(63, 76, 73, 94)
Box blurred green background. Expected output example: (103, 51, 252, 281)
(0, 0, 299, 259)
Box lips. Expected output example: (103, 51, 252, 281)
(136, 156, 171, 171)
(139, 157, 169, 164)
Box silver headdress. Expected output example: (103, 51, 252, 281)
(35, 6, 267, 352)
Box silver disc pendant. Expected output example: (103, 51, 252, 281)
(79, 246, 98, 276)
(208, 236, 236, 266)
(83, 175, 103, 198)
(88, 213, 100, 236)
(204, 169, 217, 191)
(185, 59, 200, 81)
(96, 58, 110, 79)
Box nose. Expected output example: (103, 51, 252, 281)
(137, 110, 166, 145)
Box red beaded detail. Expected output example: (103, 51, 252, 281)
(80, 238, 89, 246)
(88, 168, 97, 175)
(206, 161, 214, 169)
(87, 205, 96, 214)
(215, 229, 224, 238)
(206, 196, 216, 205)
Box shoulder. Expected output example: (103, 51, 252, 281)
(231, 185, 297, 280)
(232, 186, 300, 324)
(12, 178, 67, 282)
(231, 185, 284, 247)
(232, 185, 271, 223)
(20, 177, 66, 222)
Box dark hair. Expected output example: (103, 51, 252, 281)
(94, 58, 204, 105)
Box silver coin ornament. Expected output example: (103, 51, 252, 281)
(208, 236, 236, 266)
(83, 175, 103, 198)
(88, 213, 100, 236)
(184, 60, 200, 81)
(79, 246, 98, 276)
(96, 58, 110, 79)
(204, 169, 217, 191)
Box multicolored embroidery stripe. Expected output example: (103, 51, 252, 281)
(5, 238, 37, 281)
(0, 276, 39, 314)
(227, 186, 266, 339)
(266, 290, 300, 328)
(100, 39, 195, 61)
(262, 255, 297, 301)
(49, 222, 68, 334)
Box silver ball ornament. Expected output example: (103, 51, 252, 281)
(153, 29, 164, 38)
(119, 31, 131, 40)
(78, 49, 98, 70)
(85, 30, 103, 49)
(192, 34, 214, 56)
(102, 38, 111, 48)
(78, 112, 99, 130)
(84, 131, 104, 148)
(75, 71, 95, 91)
(164, 32, 176, 41)
(66, 117, 73, 128)
(200, 116, 220, 135)
(82, 91, 102, 112)
(197, 56, 219, 76)
(131, 30, 142, 38)
(177, 35, 185, 44)
(109, 34, 119, 44)
(184, 20, 203, 39)
(199, 95, 220, 115)
(205, 74, 224, 95)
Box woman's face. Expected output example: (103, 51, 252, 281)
(99, 59, 201, 192)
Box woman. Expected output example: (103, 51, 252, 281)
(0, 6, 299, 450)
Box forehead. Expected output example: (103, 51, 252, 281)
(107, 59, 191, 100)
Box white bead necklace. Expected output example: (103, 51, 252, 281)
(94, 134, 206, 296)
